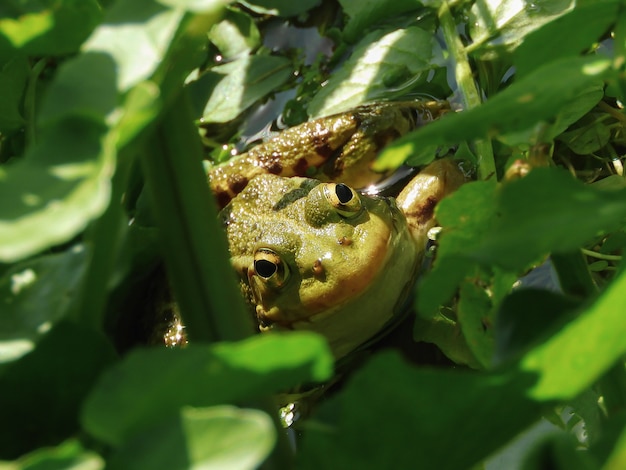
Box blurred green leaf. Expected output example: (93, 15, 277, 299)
(238, 0, 321, 17)
(309, 26, 444, 118)
(0, 118, 115, 263)
(521, 268, 626, 401)
(494, 289, 581, 365)
(9, 440, 104, 470)
(298, 351, 542, 469)
(468, 0, 575, 57)
(0, 0, 102, 60)
(81, 332, 333, 445)
(157, 0, 229, 12)
(0, 321, 116, 460)
(0, 247, 88, 366)
(83, 1, 185, 93)
(198, 55, 292, 122)
(520, 433, 596, 470)
(0, 57, 28, 132)
(108, 406, 275, 470)
(378, 56, 610, 169)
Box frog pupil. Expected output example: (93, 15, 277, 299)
(255, 259, 277, 278)
(335, 184, 353, 204)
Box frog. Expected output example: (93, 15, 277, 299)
(204, 101, 467, 360)
(148, 101, 467, 361)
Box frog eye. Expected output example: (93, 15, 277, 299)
(253, 248, 289, 287)
(323, 183, 362, 217)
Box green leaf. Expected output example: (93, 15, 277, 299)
(300, 269, 626, 468)
(419, 168, 626, 313)
(0, 0, 102, 60)
(0, 321, 116, 460)
(0, 247, 88, 366)
(514, 0, 619, 78)
(198, 54, 292, 122)
(157, 0, 229, 12)
(108, 406, 275, 470)
(471, 168, 626, 270)
(338, 0, 424, 43)
(208, 7, 261, 59)
(11, 440, 104, 470)
(378, 56, 610, 168)
(308, 26, 445, 118)
(238, 0, 321, 17)
(298, 352, 542, 469)
(457, 280, 495, 368)
(0, 57, 28, 132)
(81, 332, 333, 445)
(82, 1, 186, 92)
(521, 268, 626, 401)
(0, 118, 115, 263)
(468, 0, 575, 57)
(417, 180, 497, 314)
(494, 289, 582, 365)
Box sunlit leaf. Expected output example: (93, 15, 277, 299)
(208, 7, 261, 59)
(378, 56, 610, 169)
(83, 1, 186, 93)
(0, 118, 115, 263)
(238, 0, 321, 17)
(198, 54, 292, 122)
(513, 0, 619, 78)
(338, 0, 424, 43)
(0, 247, 88, 366)
(308, 26, 445, 118)
(468, 0, 575, 57)
(0, 0, 102, 60)
(521, 268, 626, 401)
(108, 406, 275, 470)
(81, 332, 333, 445)
(11, 440, 104, 470)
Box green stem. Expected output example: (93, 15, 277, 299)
(141, 92, 253, 343)
(141, 91, 294, 468)
(581, 249, 622, 262)
(24, 58, 47, 146)
(439, 1, 496, 180)
(69, 146, 131, 329)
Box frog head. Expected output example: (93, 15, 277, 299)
(223, 174, 421, 359)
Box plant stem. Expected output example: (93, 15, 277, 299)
(141, 91, 254, 343)
(438, 1, 496, 181)
(24, 58, 47, 146)
(141, 90, 294, 468)
(70, 143, 131, 329)
(581, 249, 622, 262)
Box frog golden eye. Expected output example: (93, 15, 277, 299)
(323, 183, 362, 217)
(253, 248, 289, 287)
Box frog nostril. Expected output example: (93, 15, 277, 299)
(335, 183, 353, 204)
